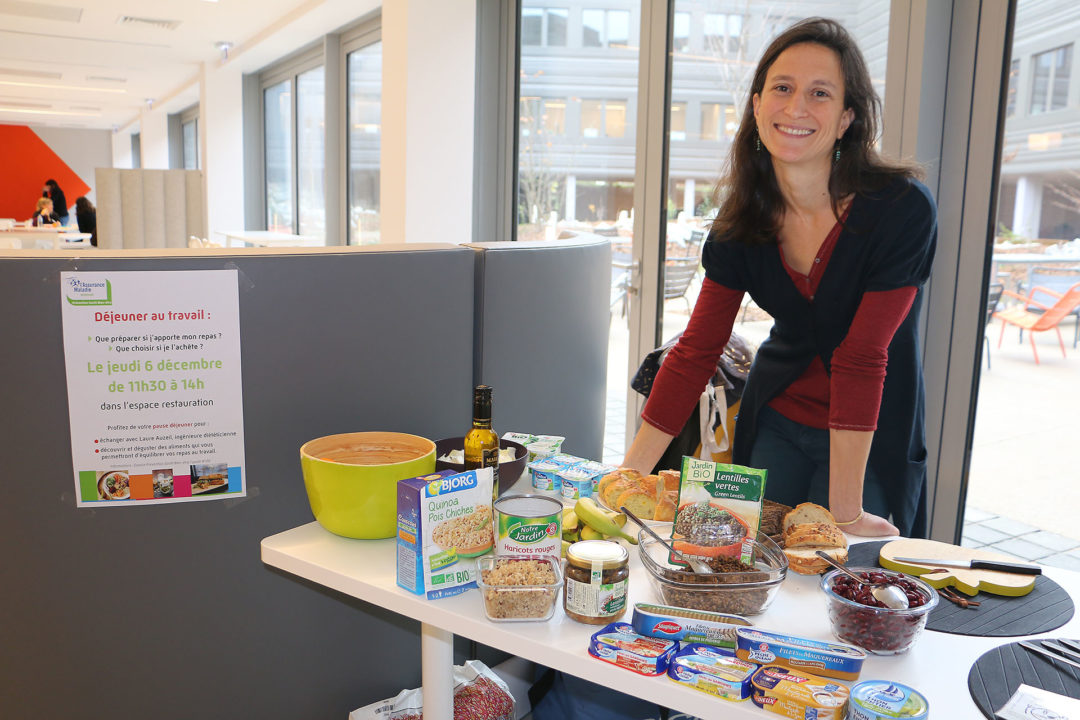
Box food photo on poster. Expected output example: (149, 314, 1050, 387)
(60, 270, 246, 507)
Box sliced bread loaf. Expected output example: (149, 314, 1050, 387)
(782, 502, 837, 535)
(783, 546, 849, 575)
(784, 522, 847, 550)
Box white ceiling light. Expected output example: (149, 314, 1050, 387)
(0, 107, 102, 117)
(0, 79, 127, 94)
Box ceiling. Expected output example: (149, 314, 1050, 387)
(0, 0, 376, 132)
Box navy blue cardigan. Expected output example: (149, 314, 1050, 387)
(702, 178, 938, 537)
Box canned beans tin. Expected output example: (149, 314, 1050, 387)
(493, 493, 563, 562)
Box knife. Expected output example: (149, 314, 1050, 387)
(1019, 641, 1080, 671)
(892, 556, 1042, 575)
(1042, 640, 1080, 663)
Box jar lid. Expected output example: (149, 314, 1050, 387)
(566, 539, 628, 570)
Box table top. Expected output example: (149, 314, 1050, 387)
(261, 520, 1080, 718)
(216, 230, 319, 246)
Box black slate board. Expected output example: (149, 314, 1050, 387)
(968, 639, 1080, 719)
(846, 541, 1074, 636)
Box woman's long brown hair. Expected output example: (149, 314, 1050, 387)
(710, 17, 920, 245)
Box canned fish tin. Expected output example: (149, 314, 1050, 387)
(849, 681, 929, 719)
(493, 493, 563, 561)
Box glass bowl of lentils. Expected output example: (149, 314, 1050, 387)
(637, 530, 787, 616)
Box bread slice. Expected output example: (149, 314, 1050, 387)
(596, 471, 625, 500)
(761, 499, 793, 537)
(784, 522, 847, 550)
(602, 477, 637, 509)
(653, 490, 677, 522)
(782, 502, 836, 535)
(783, 546, 849, 575)
(638, 474, 660, 500)
(658, 469, 681, 494)
(615, 488, 657, 520)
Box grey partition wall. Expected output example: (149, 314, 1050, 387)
(0, 245, 475, 719)
(470, 236, 611, 459)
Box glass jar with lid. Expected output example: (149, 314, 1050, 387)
(563, 539, 630, 624)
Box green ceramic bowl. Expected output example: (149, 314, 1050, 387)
(300, 431, 435, 539)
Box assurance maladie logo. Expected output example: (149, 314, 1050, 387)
(65, 277, 113, 306)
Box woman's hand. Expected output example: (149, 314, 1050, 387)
(844, 510, 899, 537)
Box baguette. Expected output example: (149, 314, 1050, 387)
(654, 491, 677, 522)
(782, 502, 837, 536)
(783, 522, 847, 550)
(658, 469, 681, 494)
(783, 546, 849, 575)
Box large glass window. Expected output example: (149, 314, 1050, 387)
(347, 40, 382, 245)
(523, 7, 568, 47)
(182, 121, 197, 170)
(296, 67, 325, 242)
(1029, 44, 1072, 115)
(264, 79, 293, 233)
(968, 2, 1080, 568)
(583, 9, 630, 48)
(580, 98, 627, 138)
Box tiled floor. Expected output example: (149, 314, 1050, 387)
(962, 506, 1080, 571)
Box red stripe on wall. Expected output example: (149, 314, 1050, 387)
(0, 124, 92, 221)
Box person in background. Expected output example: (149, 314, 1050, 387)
(43, 179, 69, 226)
(33, 197, 60, 226)
(621, 18, 937, 538)
(75, 196, 98, 247)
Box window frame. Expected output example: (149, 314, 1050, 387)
(180, 103, 200, 170)
(341, 19, 383, 246)
(1029, 43, 1073, 115)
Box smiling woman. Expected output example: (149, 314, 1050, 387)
(624, 17, 938, 541)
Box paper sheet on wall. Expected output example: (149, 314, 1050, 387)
(60, 270, 246, 507)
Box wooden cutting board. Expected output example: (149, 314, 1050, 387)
(879, 538, 1037, 597)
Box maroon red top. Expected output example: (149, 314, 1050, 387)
(642, 216, 916, 436)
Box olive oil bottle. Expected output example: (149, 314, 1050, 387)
(464, 384, 500, 501)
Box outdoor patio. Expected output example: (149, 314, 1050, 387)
(603, 277, 1080, 572)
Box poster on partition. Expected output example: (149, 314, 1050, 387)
(60, 270, 246, 507)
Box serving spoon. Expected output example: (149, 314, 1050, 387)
(814, 550, 909, 609)
(620, 505, 714, 574)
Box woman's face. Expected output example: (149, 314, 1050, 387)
(752, 42, 854, 172)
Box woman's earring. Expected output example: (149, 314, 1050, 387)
(834, 141, 841, 164)
(755, 133, 761, 153)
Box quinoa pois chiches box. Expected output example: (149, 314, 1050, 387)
(396, 468, 494, 600)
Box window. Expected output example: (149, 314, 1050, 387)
(260, 46, 324, 239)
(672, 12, 690, 53)
(583, 8, 630, 48)
(1006, 59, 1019, 118)
(1030, 44, 1072, 114)
(296, 67, 325, 241)
(180, 105, 199, 170)
(700, 102, 737, 141)
(581, 98, 627, 138)
(670, 101, 686, 141)
(346, 39, 382, 245)
(703, 12, 742, 54)
(263, 80, 293, 233)
(521, 97, 567, 136)
(522, 7, 568, 46)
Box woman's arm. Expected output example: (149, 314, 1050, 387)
(621, 277, 743, 474)
(827, 286, 918, 536)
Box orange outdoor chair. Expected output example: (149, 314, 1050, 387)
(994, 281, 1080, 364)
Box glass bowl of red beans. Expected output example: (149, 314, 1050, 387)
(820, 567, 938, 655)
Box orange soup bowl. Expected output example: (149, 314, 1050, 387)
(300, 431, 436, 539)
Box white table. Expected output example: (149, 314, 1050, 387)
(0, 230, 92, 249)
(261, 521, 1080, 719)
(216, 230, 319, 247)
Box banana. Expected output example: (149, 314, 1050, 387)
(574, 497, 637, 544)
(561, 539, 572, 558)
(579, 525, 604, 541)
(604, 509, 628, 529)
(562, 508, 579, 533)
(562, 526, 580, 542)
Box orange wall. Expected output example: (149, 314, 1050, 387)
(0, 124, 91, 221)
